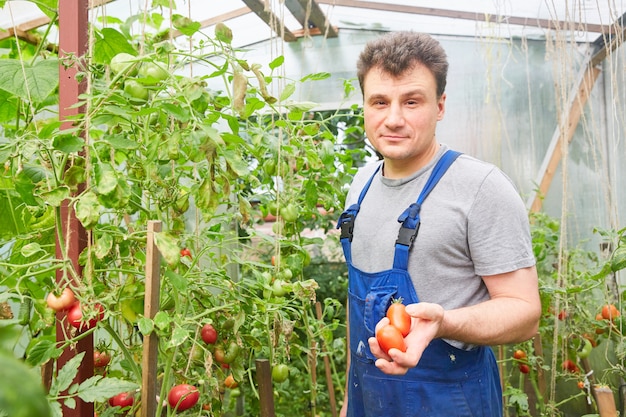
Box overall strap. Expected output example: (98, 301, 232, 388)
(392, 150, 462, 270)
(336, 163, 382, 263)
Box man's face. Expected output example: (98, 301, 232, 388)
(362, 63, 446, 177)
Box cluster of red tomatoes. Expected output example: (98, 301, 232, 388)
(375, 300, 411, 355)
(512, 349, 530, 374)
(46, 287, 104, 332)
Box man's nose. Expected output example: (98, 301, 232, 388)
(384, 103, 405, 128)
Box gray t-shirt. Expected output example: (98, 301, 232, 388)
(346, 144, 536, 314)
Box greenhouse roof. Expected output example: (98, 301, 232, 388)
(1, 0, 625, 49)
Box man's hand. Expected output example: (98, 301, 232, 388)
(368, 302, 444, 375)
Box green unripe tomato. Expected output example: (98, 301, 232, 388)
(124, 79, 149, 101)
(138, 61, 169, 85)
(110, 52, 138, 76)
(280, 203, 298, 222)
(272, 363, 289, 383)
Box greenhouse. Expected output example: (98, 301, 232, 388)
(0, 0, 625, 416)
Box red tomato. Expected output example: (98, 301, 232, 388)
(386, 302, 411, 337)
(376, 324, 406, 355)
(108, 391, 135, 408)
(201, 323, 218, 344)
(168, 384, 199, 411)
(67, 302, 104, 331)
(601, 304, 620, 321)
(557, 310, 568, 320)
(518, 364, 530, 374)
(513, 349, 527, 360)
(577, 380, 585, 390)
(180, 248, 192, 259)
(46, 288, 76, 311)
(94, 351, 111, 368)
(562, 359, 580, 373)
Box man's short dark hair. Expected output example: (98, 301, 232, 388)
(356, 31, 449, 98)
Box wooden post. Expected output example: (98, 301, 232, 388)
(56, 1, 91, 417)
(256, 359, 275, 417)
(142, 221, 162, 417)
(595, 385, 618, 417)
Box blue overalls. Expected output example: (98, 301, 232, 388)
(337, 150, 502, 417)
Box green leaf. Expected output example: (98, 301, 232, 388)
(154, 231, 180, 266)
(269, 55, 284, 70)
(0, 89, 19, 122)
(153, 311, 171, 330)
(169, 325, 188, 347)
(164, 270, 187, 292)
(159, 102, 191, 122)
(53, 134, 84, 153)
(40, 185, 70, 207)
(33, 0, 58, 20)
(77, 376, 139, 403)
(0, 59, 59, 103)
(104, 134, 140, 150)
(300, 72, 331, 82)
(20, 242, 43, 258)
(50, 352, 84, 396)
(279, 83, 296, 102)
(75, 191, 101, 229)
(137, 317, 154, 335)
(95, 163, 118, 195)
(26, 337, 63, 366)
(610, 245, 626, 272)
(172, 14, 201, 36)
(92, 28, 137, 65)
(63, 397, 76, 410)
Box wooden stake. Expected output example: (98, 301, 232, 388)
(142, 220, 162, 417)
(595, 385, 618, 417)
(256, 359, 276, 417)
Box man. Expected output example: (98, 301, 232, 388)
(337, 31, 541, 417)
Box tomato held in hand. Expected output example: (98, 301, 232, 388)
(46, 288, 76, 311)
(168, 384, 199, 411)
(201, 323, 218, 344)
(376, 324, 406, 355)
(386, 301, 411, 337)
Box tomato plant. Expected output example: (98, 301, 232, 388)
(200, 323, 217, 344)
(46, 288, 76, 311)
(386, 300, 411, 337)
(168, 384, 199, 411)
(375, 324, 406, 355)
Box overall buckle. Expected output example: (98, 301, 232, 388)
(395, 223, 420, 247)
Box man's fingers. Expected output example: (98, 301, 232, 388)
(368, 337, 391, 360)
